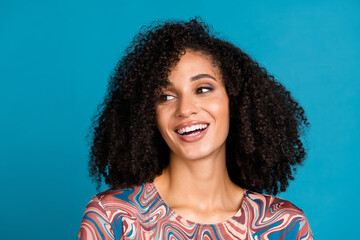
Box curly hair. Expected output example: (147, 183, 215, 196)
(88, 18, 309, 195)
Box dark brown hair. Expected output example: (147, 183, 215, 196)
(88, 18, 309, 195)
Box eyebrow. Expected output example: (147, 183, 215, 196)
(166, 73, 216, 86)
(191, 73, 217, 82)
(166, 73, 217, 86)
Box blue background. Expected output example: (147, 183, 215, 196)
(1, 0, 359, 239)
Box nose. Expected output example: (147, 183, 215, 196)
(176, 94, 199, 118)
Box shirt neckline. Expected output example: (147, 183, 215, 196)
(148, 182, 247, 228)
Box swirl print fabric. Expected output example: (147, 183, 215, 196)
(77, 182, 313, 240)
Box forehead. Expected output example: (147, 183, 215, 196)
(167, 51, 221, 82)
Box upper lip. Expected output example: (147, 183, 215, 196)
(174, 121, 210, 131)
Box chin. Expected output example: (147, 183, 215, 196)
(174, 145, 224, 161)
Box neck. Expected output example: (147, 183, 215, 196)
(154, 145, 241, 211)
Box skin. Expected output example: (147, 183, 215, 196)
(154, 50, 244, 224)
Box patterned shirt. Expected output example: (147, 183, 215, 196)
(77, 182, 313, 239)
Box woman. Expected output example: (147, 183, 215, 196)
(77, 18, 313, 239)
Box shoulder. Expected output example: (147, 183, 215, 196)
(244, 190, 305, 217)
(90, 183, 149, 210)
(78, 184, 152, 240)
(244, 190, 313, 239)
(86, 182, 157, 217)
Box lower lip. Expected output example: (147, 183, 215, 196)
(175, 126, 209, 143)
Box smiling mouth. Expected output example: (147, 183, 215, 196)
(175, 123, 209, 136)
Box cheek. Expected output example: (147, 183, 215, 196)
(207, 95, 230, 120)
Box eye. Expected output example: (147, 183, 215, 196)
(158, 94, 175, 103)
(196, 87, 213, 94)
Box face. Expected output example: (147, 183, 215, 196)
(155, 51, 230, 161)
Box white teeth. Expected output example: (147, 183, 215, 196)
(177, 124, 208, 135)
(187, 131, 200, 136)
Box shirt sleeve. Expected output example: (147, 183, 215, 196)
(77, 196, 116, 240)
(296, 214, 314, 240)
